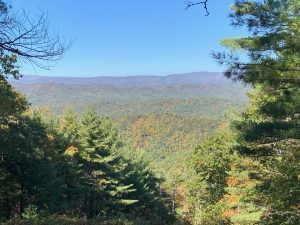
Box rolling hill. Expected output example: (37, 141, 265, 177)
(10, 71, 250, 217)
(11, 72, 232, 86)
(11, 72, 248, 118)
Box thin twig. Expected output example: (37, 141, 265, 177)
(185, 1, 209, 16)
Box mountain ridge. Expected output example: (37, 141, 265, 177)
(11, 72, 229, 87)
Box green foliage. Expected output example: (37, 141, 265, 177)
(259, 141, 300, 225)
(75, 110, 138, 216)
(2, 214, 171, 225)
(22, 205, 39, 220)
(13, 82, 247, 119)
(119, 147, 174, 222)
(10, 71, 248, 223)
(0, 78, 28, 122)
(222, 158, 264, 225)
(191, 203, 227, 225)
(187, 133, 233, 225)
(0, 50, 27, 123)
(214, 0, 300, 224)
(187, 3, 300, 223)
(0, 51, 19, 79)
(0, 105, 172, 223)
(59, 108, 79, 145)
(189, 134, 232, 205)
(0, 55, 172, 223)
(3, 1, 299, 225)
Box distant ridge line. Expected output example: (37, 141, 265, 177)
(11, 72, 228, 87)
(20, 71, 222, 79)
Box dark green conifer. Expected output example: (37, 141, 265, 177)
(215, 1, 300, 224)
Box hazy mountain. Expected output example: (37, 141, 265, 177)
(11, 72, 248, 117)
(11, 72, 231, 87)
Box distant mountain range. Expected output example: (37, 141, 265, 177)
(8, 72, 249, 213)
(10, 71, 248, 117)
(11, 72, 231, 87)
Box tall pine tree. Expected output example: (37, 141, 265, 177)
(77, 109, 137, 217)
(214, 0, 300, 224)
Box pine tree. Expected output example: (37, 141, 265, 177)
(77, 109, 137, 217)
(221, 157, 263, 225)
(119, 146, 173, 222)
(60, 108, 79, 146)
(188, 133, 232, 225)
(215, 1, 300, 224)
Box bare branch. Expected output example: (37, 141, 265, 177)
(184, 0, 209, 16)
(0, 1, 70, 69)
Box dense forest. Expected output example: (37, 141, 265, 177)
(12, 73, 248, 118)
(0, 0, 299, 225)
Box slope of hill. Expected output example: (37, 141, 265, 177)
(10, 71, 249, 217)
(12, 72, 248, 118)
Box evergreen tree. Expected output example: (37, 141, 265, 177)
(188, 133, 232, 225)
(0, 112, 65, 219)
(77, 109, 137, 217)
(214, 0, 300, 224)
(119, 147, 173, 223)
(60, 108, 79, 146)
(221, 157, 263, 225)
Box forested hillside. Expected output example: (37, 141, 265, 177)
(10, 72, 230, 86)
(12, 73, 247, 117)
(10, 73, 249, 222)
(1, 0, 299, 225)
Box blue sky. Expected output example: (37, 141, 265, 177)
(12, 0, 245, 77)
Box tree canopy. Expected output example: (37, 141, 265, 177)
(187, 0, 300, 224)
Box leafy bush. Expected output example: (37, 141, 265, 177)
(2, 215, 172, 225)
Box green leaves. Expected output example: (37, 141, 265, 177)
(0, 52, 19, 79)
(188, 133, 233, 224)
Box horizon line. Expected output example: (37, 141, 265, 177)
(19, 71, 223, 78)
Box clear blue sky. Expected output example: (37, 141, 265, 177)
(12, 0, 245, 77)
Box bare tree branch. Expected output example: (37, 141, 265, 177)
(184, 0, 209, 16)
(0, 1, 69, 69)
